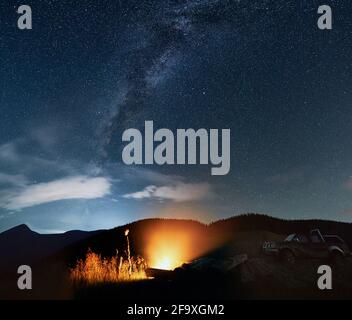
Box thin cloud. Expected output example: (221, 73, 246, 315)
(0, 173, 28, 187)
(343, 178, 352, 190)
(123, 183, 212, 202)
(1, 176, 111, 210)
(341, 209, 352, 216)
(0, 142, 19, 162)
(266, 168, 306, 185)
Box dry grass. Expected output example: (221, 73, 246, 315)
(70, 230, 148, 285)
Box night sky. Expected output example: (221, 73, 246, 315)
(1, 0, 352, 233)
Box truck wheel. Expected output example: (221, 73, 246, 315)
(281, 250, 295, 264)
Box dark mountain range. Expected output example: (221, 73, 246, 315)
(0, 224, 102, 272)
(1, 213, 352, 273)
(42, 214, 352, 271)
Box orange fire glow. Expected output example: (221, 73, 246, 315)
(148, 240, 185, 270)
(153, 256, 174, 270)
(144, 220, 218, 270)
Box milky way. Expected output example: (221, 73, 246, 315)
(0, 0, 352, 232)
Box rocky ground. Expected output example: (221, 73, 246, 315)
(236, 255, 352, 299)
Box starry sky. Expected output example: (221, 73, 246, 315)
(0, 0, 352, 233)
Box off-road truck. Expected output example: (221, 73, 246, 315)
(263, 229, 350, 264)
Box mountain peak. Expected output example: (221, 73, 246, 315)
(0, 224, 37, 236)
(11, 224, 32, 231)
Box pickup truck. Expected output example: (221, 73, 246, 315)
(263, 229, 350, 264)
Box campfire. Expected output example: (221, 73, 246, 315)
(70, 221, 222, 284)
(145, 224, 201, 270)
(148, 245, 184, 271)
